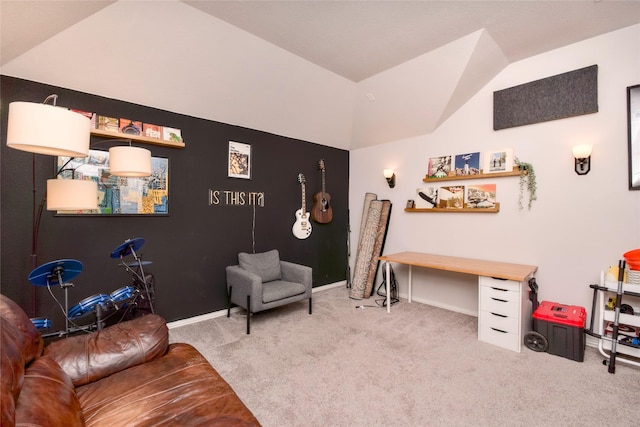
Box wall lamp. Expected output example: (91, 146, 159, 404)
(383, 169, 396, 188)
(573, 144, 592, 175)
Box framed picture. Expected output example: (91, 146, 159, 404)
(438, 186, 464, 209)
(415, 187, 438, 209)
(228, 141, 251, 179)
(467, 184, 497, 208)
(454, 152, 481, 176)
(483, 148, 513, 174)
(427, 155, 452, 178)
(55, 149, 169, 215)
(628, 84, 640, 190)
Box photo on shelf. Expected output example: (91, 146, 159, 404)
(427, 155, 452, 178)
(438, 185, 464, 209)
(467, 184, 496, 208)
(454, 152, 481, 176)
(415, 187, 438, 208)
(120, 118, 142, 135)
(483, 148, 513, 173)
(143, 123, 163, 139)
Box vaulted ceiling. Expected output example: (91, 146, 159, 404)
(3, 1, 639, 82)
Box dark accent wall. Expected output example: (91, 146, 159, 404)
(1, 76, 349, 326)
(493, 65, 598, 130)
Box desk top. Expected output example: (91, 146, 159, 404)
(378, 251, 537, 282)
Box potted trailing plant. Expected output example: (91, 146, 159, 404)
(514, 158, 537, 210)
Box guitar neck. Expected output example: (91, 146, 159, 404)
(300, 182, 306, 215)
(321, 168, 326, 197)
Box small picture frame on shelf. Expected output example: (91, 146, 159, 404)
(406, 199, 415, 209)
(438, 186, 464, 209)
(467, 184, 497, 208)
(454, 152, 481, 176)
(483, 148, 513, 174)
(415, 187, 438, 209)
(427, 155, 452, 178)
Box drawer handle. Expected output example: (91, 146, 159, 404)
(491, 277, 508, 281)
(490, 327, 507, 334)
(491, 312, 507, 318)
(491, 297, 507, 303)
(491, 287, 508, 292)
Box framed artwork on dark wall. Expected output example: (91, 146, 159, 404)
(55, 149, 169, 215)
(628, 84, 640, 190)
(228, 141, 251, 179)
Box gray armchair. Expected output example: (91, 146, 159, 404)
(226, 249, 312, 334)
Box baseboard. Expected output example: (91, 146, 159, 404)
(167, 281, 346, 329)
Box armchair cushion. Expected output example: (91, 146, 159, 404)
(238, 249, 281, 283)
(262, 281, 306, 304)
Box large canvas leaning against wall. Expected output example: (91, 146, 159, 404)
(55, 149, 169, 215)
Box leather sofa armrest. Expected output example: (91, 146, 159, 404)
(44, 314, 168, 387)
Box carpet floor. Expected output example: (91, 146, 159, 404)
(169, 285, 640, 426)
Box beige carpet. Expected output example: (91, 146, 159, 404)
(169, 286, 640, 427)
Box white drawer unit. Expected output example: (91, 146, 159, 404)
(478, 276, 532, 352)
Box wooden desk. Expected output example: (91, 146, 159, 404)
(378, 251, 538, 352)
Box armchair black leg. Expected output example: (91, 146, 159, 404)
(227, 286, 232, 318)
(246, 295, 251, 335)
(309, 296, 312, 315)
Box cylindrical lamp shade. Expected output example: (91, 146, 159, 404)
(7, 102, 91, 157)
(47, 179, 98, 211)
(109, 146, 152, 177)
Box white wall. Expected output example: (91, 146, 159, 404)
(350, 24, 640, 318)
(0, 0, 355, 150)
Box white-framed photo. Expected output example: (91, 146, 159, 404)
(483, 148, 513, 174)
(228, 141, 251, 179)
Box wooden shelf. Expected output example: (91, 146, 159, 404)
(405, 203, 500, 213)
(423, 166, 523, 182)
(91, 128, 185, 149)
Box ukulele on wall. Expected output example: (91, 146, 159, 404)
(292, 174, 312, 239)
(311, 159, 333, 224)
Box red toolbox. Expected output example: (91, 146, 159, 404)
(532, 301, 586, 362)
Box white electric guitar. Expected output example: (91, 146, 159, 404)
(292, 174, 312, 239)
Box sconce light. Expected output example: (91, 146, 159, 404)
(6, 95, 91, 157)
(108, 145, 152, 177)
(573, 144, 592, 175)
(383, 169, 396, 188)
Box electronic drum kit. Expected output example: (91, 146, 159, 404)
(28, 237, 156, 338)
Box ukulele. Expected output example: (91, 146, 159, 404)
(292, 174, 312, 239)
(311, 160, 333, 223)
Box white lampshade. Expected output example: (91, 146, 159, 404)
(47, 179, 98, 211)
(109, 146, 152, 177)
(7, 101, 91, 157)
(572, 144, 592, 159)
(383, 169, 395, 179)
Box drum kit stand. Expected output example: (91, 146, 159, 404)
(28, 237, 156, 338)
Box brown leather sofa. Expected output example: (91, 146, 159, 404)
(0, 294, 260, 426)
